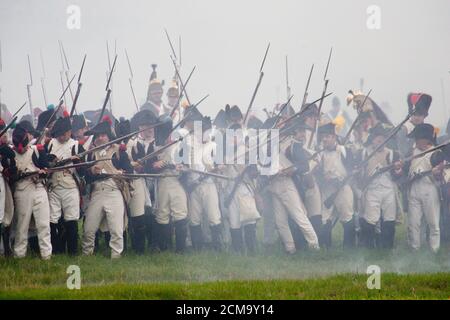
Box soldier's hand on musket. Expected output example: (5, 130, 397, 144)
(91, 165, 102, 175)
(70, 155, 81, 162)
(38, 169, 48, 175)
(152, 160, 166, 169)
(131, 161, 144, 172)
(432, 162, 444, 178)
(175, 164, 184, 171)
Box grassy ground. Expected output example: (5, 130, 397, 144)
(1, 246, 450, 299)
(1, 223, 449, 299)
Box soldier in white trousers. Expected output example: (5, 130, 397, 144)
(10, 125, 52, 259)
(316, 122, 356, 249)
(268, 128, 319, 254)
(358, 123, 402, 249)
(82, 117, 133, 259)
(405, 123, 441, 252)
(183, 114, 223, 251)
(148, 113, 188, 253)
(46, 114, 84, 255)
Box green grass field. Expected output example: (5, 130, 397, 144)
(1, 245, 450, 299)
(1, 222, 449, 299)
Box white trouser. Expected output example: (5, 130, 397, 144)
(82, 187, 125, 257)
(321, 183, 354, 223)
(363, 181, 397, 225)
(155, 177, 188, 224)
(227, 183, 258, 229)
(0, 176, 5, 224)
(49, 186, 80, 223)
(270, 177, 319, 252)
(13, 184, 52, 258)
(189, 182, 221, 227)
(128, 178, 147, 218)
(303, 180, 322, 217)
(407, 177, 440, 252)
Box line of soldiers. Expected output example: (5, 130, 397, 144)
(0, 69, 449, 260)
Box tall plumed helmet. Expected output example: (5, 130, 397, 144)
(407, 93, 432, 116)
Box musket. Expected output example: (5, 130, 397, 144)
(59, 41, 75, 103)
(243, 43, 270, 125)
(0, 116, 18, 139)
(70, 54, 87, 117)
(342, 89, 373, 144)
(11, 101, 28, 120)
(180, 168, 233, 180)
(35, 74, 76, 144)
(97, 173, 180, 180)
(171, 94, 209, 133)
(361, 142, 450, 190)
(170, 66, 196, 118)
(106, 41, 114, 114)
(96, 54, 117, 125)
(136, 136, 184, 164)
(16, 158, 111, 181)
(26, 54, 34, 125)
(285, 55, 291, 100)
(55, 127, 158, 167)
(125, 49, 139, 111)
(170, 55, 191, 105)
(323, 108, 417, 208)
(39, 49, 48, 107)
(272, 95, 294, 129)
(301, 64, 314, 108)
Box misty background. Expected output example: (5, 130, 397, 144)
(0, 0, 449, 129)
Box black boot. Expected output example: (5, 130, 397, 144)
(288, 217, 307, 250)
(230, 228, 244, 254)
(145, 209, 158, 251)
(210, 223, 223, 252)
(359, 218, 376, 249)
(29, 236, 40, 254)
(50, 223, 63, 254)
(189, 224, 203, 251)
(174, 219, 188, 253)
(309, 215, 323, 246)
(104, 232, 111, 248)
(343, 218, 356, 249)
(157, 223, 170, 251)
(243, 224, 257, 255)
(2, 225, 12, 257)
(64, 220, 79, 256)
(322, 220, 333, 249)
(381, 220, 396, 249)
(131, 216, 146, 254)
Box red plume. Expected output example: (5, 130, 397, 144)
(119, 143, 127, 152)
(36, 144, 45, 152)
(17, 143, 24, 154)
(102, 115, 112, 125)
(0, 119, 5, 126)
(63, 109, 70, 118)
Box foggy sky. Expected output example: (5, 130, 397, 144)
(0, 0, 449, 128)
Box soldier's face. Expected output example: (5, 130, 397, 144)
(416, 138, 431, 151)
(167, 96, 178, 106)
(139, 125, 154, 140)
(322, 134, 337, 149)
(0, 134, 8, 145)
(150, 88, 163, 102)
(95, 133, 109, 146)
(57, 130, 72, 144)
(411, 114, 426, 126)
(294, 129, 306, 143)
(372, 135, 385, 148)
(304, 116, 316, 128)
